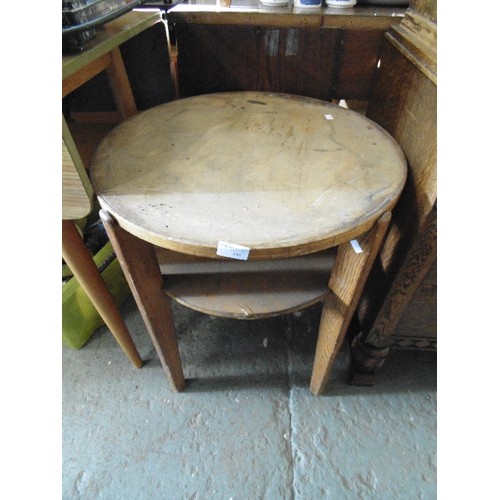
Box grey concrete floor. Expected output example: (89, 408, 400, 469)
(62, 297, 437, 499)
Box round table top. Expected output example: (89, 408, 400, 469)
(91, 92, 407, 259)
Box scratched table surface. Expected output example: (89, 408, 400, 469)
(91, 91, 407, 260)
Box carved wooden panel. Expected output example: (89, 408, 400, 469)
(356, 34, 437, 335)
(352, 2, 437, 368)
(389, 259, 437, 350)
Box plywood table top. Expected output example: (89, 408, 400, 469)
(91, 91, 406, 259)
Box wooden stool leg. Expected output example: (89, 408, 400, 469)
(100, 210, 186, 392)
(62, 220, 143, 368)
(309, 212, 391, 395)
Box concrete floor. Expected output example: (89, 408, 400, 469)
(62, 297, 437, 499)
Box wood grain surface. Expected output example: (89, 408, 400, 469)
(62, 118, 93, 220)
(158, 248, 336, 319)
(91, 92, 407, 259)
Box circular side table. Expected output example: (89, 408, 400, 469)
(91, 92, 407, 395)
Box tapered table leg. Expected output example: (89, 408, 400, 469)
(100, 210, 186, 392)
(62, 220, 143, 368)
(309, 212, 391, 395)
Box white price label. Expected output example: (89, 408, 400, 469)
(350, 239, 363, 254)
(216, 241, 250, 260)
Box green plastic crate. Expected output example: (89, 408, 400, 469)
(62, 241, 130, 349)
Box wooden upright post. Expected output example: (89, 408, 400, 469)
(310, 213, 391, 395)
(100, 210, 186, 392)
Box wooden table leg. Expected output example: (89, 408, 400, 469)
(100, 210, 186, 392)
(62, 220, 143, 368)
(309, 212, 391, 395)
(107, 47, 138, 120)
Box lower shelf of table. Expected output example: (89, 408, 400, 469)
(156, 247, 336, 319)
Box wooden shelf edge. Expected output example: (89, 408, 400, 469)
(159, 248, 336, 319)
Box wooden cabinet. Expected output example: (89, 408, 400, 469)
(351, 0, 437, 383)
(175, 25, 339, 99)
(167, 3, 405, 101)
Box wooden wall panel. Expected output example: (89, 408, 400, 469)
(332, 29, 385, 100)
(175, 24, 340, 100)
(176, 25, 263, 96)
(272, 28, 340, 99)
